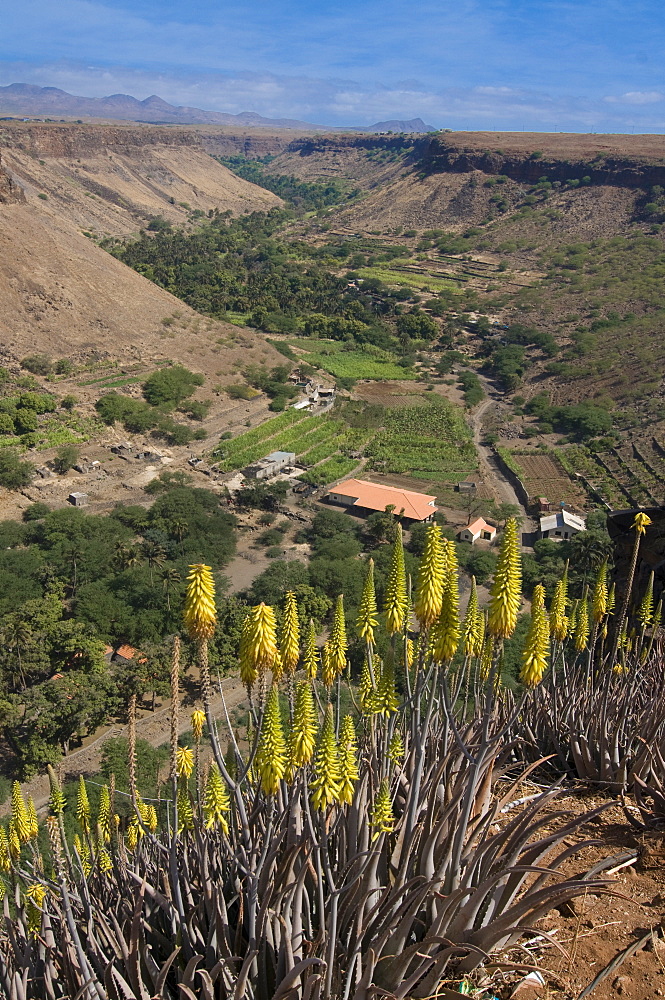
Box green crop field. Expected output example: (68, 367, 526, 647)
(364, 400, 477, 483)
(302, 350, 416, 381)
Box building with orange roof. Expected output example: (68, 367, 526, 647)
(457, 517, 497, 544)
(326, 479, 438, 524)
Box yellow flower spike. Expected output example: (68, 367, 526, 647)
(47, 766, 65, 816)
(76, 776, 90, 835)
(372, 658, 399, 716)
(404, 636, 415, 669)
(357, 559, 378, 645)
(176, 789, 194, 833)
(432, 539, 461, 663)
(239, 603, 279, 687)
(8, 822, 20, 861)
(145, 804, 158, 834)
(520, 583, 550, 688)
(488, 518, 522, 639)
(303, 620, 319, 680)
(27, 796, 39, 841)
(97, 786, 112, 844)
(336, 715, 359, 806)
(462, 576, 482, 657)
(592, 561, 608, 624)
(176, 746, 195, 780)
(359, 658, 375, 714)
(280, 591, 301, 676)
(414, 524, 445, 629)
(574, 596, 590, 652)
(638, 570, 655, 629)
(126, 821, 139, 851)
(0, 828, 10, 873)
(607, 583, 616, 615)
(256, 685, 287, 795)
(290, 681, 318, 767)
(25, 883, 47, 936)
(388, 731, 405, 765)
(204, 763, 230, 832)
(98, 846, 113, 874)
(550, 566, 569, 642)
(371, 779, 394, 839)
(11, 782, 31, 845)
(328, 595, 348, 676)
(183, 563, 217, 641)
(384, 524, 408, 635)
(191, 709, 206, 743)
(310, 704, 341, 811)
(632, 512, 652, 535)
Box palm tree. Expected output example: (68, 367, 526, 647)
(169, 519, 188, 556)
(113, 541, 141, 571)
(160, 567, 181, 611)
(0, 618, 32, 691)
(142, 541, 166, 585)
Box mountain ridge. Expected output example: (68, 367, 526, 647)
(0, 83, 436, 133)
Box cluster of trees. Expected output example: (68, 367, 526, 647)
(0, 483, 240, 775)
(216, 156, 356, 213)
(107, 211, 448, 359)
(525, 393, 613, 439)
(95, 364, 208, 443)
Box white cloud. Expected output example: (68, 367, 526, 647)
(604, 91, 664, 105)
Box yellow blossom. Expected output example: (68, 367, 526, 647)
(488, 519, 522, 638)
(184, 563, 217, 640)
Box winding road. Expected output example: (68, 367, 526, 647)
(468, 389, 537, 535)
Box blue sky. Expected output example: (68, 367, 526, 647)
(1, 0, 665, 130)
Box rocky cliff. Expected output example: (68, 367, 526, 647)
(0, 155, 25, 204)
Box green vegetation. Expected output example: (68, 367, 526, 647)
(364, 400, 477, 482)
(216, 155, 357, 211)
(95, 364, 207, 445)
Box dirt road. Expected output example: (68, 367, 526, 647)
(468, 391, 537, 535)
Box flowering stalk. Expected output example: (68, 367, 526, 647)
(414, 524, 444, 629)
(520, 583, 550, 688)
(310, 704, 340, 811)
(488, 518, 522, 639)
(384, 524, 408, 635)
(356, 559, 378, 646)
(279, 591, 300, 676)
(256, 685, 287, 795)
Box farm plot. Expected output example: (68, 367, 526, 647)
(508, 452, 588, 508)
(300, 349, 416, 381)
(299, 456, 361, 485)
(364, 401, 478, 484)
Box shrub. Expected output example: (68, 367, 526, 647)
(142, 365, 204, 406)
(53, 444, 80, 474)
(23, 502, 50, 521)
(21, 354, 52, 376)
(0, 451, 33, 488)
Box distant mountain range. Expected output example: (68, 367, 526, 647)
(0, 83, 436, 133)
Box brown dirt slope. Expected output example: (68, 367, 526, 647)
(0, 200, 285, 374)
(0, 122, 286, 369)
(0, 122, 281, 237)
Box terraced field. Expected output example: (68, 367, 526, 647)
(508, 452, 588, 508)
(558, 439, 665, 509)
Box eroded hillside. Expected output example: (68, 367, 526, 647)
(0, 123, 285, 373)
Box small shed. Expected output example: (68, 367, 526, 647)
(457, 481, 477, 494)
(68, 492, 89, 507)
(536, 497, 552, 512)
(457, 517, 497, 544)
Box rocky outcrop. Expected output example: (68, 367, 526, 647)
(0, 155, 25, 204)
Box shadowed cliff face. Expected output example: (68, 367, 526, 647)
(0, 156, 25, 204)
(421, 136, 665, 190)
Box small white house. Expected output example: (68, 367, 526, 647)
(243, 451, 296, 480)
(457, 517, 497, 544)
(68, 492, 89, 507)
(539, 510, 586, 540)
